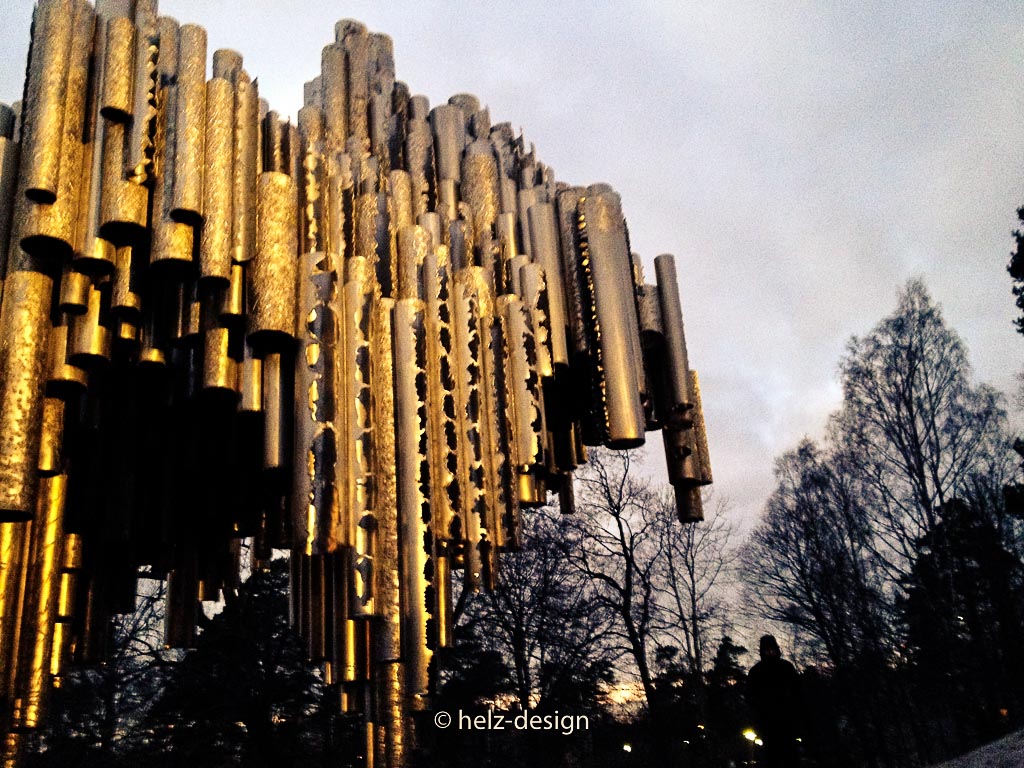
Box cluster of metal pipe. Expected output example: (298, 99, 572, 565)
(0, 1, 712, 765)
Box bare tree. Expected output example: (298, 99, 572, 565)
(652, 489, 736, 681)
(35, 577, 171, 762)
(563, 449, 662, 708)
(833, 278, 1006, 581)
(742, 280, 1022, 767)
(467, 509, 616, 711)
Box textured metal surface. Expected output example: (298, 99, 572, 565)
(251, 172, 298, 342)
(0, 11, 712, 766)
(0, 271, 53, 519)
(200, 78, 234, 283)
(392, 300, 433, 706)
(579, 192, 645, 448)
(20, 0, 76, 203)
(170, 24, 206, 222)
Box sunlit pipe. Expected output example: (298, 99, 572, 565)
(335, 20, 369, 145)
(293, 251, 341, 556)
(19, 0, 76, 204)
(169, 24, 206, 223)
(249, 172, 298, 346)
(0, 270, 53, 520)
(10, 474, 66, 732)
(199, 77, 234, 284)
(392, 299, 434, 708)
(320, 44, 348, 153)
(231, 71, 258, 263)
(578, 190, 645, 448)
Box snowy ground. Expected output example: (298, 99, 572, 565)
(932, 730, 1024, 768)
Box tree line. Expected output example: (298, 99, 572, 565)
(18, 278, 1024, 768)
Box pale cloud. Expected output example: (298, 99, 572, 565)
(0, 0, 1020, 529)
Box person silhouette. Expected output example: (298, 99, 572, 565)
(746, 635, 801, 767)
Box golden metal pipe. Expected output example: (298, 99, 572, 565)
(636, 279, 667, 429)
(45, 326, 88, 392)
(111, 244, 141, 317)
(170, 24, 206, 223)
(389, 171, 413, 234)
(73, 6, 112, 273)
(12, 474, 66, 730)
(98, 120, 149, 239)
(149, 21, 195, 272)
(0, 132, 21, 294)
(368, 93, 392, 165)
(430, 105, 464, 186)
(450, 268, 505, 589)
(355, 296, 396, 616)
(100, 16, 135, 122)
(68, 283, 112, 365)
(0, 521, 31, 705)
(200, 77, 235, 284)
(555, 187, 588, 359)
(578, 191, 646, 448)
(212, 49, 243, 80)
(395, 224, 428, 301)
(461, 139, 499, 276)
(240, 351, 262, 413)
(202, 325, 239, 394)
(219, 262, 245, 319)
(526, 202, 570, 368)
(36, 398, 64, 477)
(337, 20, 369, 144)
(294, 251, 341, 556)
(164, 555, 198, 648)
(392, 298, 433, 705)
(262, 352, 285, 471)
(498, 295, 545, 511)
(368, 33, 395, 100)
(298, 106, 326, 256)
(373, 660, 406, 768)
(690, 370, 712, 487)
(320, 45, 347, 153)
(250, 172, 298, 344)
(519, 263, 553, 379)
(125, 0, 157, 183)
(19, 1, 93, 259)
(0, 270, 53, 520)
(19, 0, 76, 204)
(340, 258, 371, 558)
(405, 120, 433, 222)
(232, 71, 258, 263)
(57, 268, 89, 315)
(422, 245, 458, 547)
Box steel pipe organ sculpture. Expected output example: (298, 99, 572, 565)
(0, 1, 713, 765)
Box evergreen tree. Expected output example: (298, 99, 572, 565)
(142, 558, 326, 768)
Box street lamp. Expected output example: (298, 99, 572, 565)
(743, 729, 758, 766)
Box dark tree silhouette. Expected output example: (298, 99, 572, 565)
(142, 558, 327, 768)
(1009, 206, 1024, 334)
(743, 279, 1023, 768)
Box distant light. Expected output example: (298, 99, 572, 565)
(755, 739, 763, 747)
(623, 743, 632, 753)
(796, 737, 803, 742)
(697, 724, 705, 730)
(743, 729, 758, 742)
(683, 740, 690, 745)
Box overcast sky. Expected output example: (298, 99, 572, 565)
(1, 0, 1021, 529)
